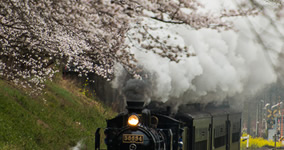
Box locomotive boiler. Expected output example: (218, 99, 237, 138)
(95, 79, 242, 150)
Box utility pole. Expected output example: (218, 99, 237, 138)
(260, 100, 264, 137)
(248, 101, 251, 135)
(274, 134, 277, 149)
(256, 102, 259, 136)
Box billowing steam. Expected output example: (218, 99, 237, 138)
(122, 79, 151, 106)
(112, 0, 284, 109)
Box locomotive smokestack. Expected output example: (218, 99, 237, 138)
(123, 79, 150, 112)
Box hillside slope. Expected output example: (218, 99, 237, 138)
(0, 77, 114, 150)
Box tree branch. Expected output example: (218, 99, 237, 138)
(150, 16, 184, 24)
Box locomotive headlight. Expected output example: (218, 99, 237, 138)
(128, 114, 139, 126)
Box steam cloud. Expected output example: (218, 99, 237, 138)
(112, 1, 284, 109)
(122, 79, 151, 105)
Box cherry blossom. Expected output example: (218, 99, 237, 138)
(0, 0, 258, 92)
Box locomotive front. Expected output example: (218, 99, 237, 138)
(95, 79, 170, 150)
(105, 112, 166, 150)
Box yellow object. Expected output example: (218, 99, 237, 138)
(128, 114, 139, 126)
(241, 133, 282, 149)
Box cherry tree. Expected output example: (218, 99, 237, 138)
(0, 0, 255, 93)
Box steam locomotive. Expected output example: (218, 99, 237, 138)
(95, 79, 242, 150)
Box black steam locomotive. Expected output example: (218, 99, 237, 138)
(95, 79, 242, 150)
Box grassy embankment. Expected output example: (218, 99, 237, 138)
(0, 76, 115, 150)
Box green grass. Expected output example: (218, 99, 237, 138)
(0, 78, 114, 150)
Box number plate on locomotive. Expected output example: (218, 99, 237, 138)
(122, 134, 143, 143)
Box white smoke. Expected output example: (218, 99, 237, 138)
(70, 140, 83, 150)
(113, 0, 284, 107)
